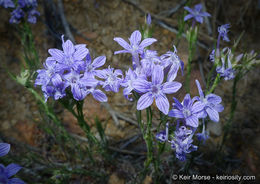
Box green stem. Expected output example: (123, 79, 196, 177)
(206, 74, 221, 95)
(219, 75, 239, 152)
(206, 63, 217, 91)
(185, 27, 197, 93)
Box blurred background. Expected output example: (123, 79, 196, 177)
(0, 0, 259, 183)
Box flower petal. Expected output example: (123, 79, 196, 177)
(137, 92, 153, 110)
(48, 49, 64, 62)
(114, 50, 130, 55)
(186, 115, 199, 127)
(62, 39, 75, 56)
(6, 163, 22, 178)
(92, 56, 106, 68)
(71, 84, 86, 101)
(129, 30, 142, 45)
(206, 94, 222, 104)
(162, 81, 182, 94)
(192, 101, 205, 113)
(167, 64, 178, 81)
(183, 94, 191, 107)
(73, 47, 89, 61)
(114, 37, 131, 51)
(132, 79, 151, 93)
(0, 143, 10, 157)
(7, 178, 25, 184)
(195, 79, 204, 98)
(139, 38, 157, 49)
(168, 109, 184, 118)
(152, 66, 164, 85)
(184, 6, 193, 13)
(184, 14, 194, 21)
(214, 104, 224, 112)
(206, 107, 219, 122)
(92, 89, 107, 102)
(155, 93, 169, 115)
(172, 97, 183, 109)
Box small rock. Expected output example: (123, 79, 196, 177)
(108, 173, 124, 184)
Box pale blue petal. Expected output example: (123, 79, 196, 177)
(129, 30, 142, 45)
(92, 89, 107, 102)
(48, 49, 64, 62)
(0, 143, 10, 157)
(92, 56, 106, 68)
(132, 79, 151, 93)
(192, 101, 205, 113)
(186, 115, 199, 127)
(73, 47, 89, 61)
(152, 66, 164, 85)
(155, 93, 169, 115)
(6, 163, 22, 178)
(139, 38, 157, 49)
(114, 37, 131, 50)
(184, 14, 194, 21)
(137, 92, 153, 110)
(162, 81, 182, 94)
(168, 109, 184, 118)
(195, 79, 204, 98)
(206, 107, 219, 122)
(62, 40, 75, 56)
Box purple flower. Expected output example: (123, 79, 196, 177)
(18, 0, 37, 8)
(161, 45, 184, 81)
(133, 66, 182, 115)
(209, 49, 215, 62)
(9, 8, 24, 24)
(121, 68, 137, 100)
(27, 9, 40, 24)
(141, 50, 164, 77)
(63, 71, 97, 101)
(114, 30, 157, 69)
(0, 143, 10, 157)
(36, 36, 108, 102)
(196, 120, 209, 144)
(84, 54, 106, 78)
(218, 24, 230, 42)
(184, 4, 210, 24)
(0, 0, 15, 8)
(48, 35, 89, 72)
(216, 55, 235, 80)
(170, 126, 197, 161)
(97, 66, 123, 93)
(146, 13, 151, 25)
(8, 0, 39, 24)
(84, 83, 108, 102)
(195, 80, 224, 122)
(168, 94, 204, 128)
(0, 164, 24, 184)
(156, 123, 169, 142)
(35, 59, 60, 87)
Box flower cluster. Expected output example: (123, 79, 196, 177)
(0, 143, 25, 184)
(155, 79, 223, 161)
(35, 35, 109, 102)
(156, 123, 197, 161)
(0, 0, 40, 24)
(114, 30, 183, 115)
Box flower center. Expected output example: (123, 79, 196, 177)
(71, 76, 78, 83)
(151, 85, 159, 94)
(183, 108, 191, 118)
